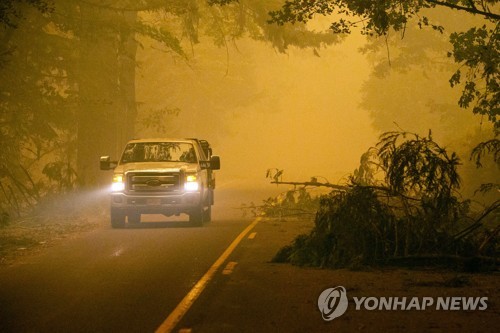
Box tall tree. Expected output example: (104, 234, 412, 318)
(73, 0, 339, 185)
(75, 2, 138, 186)
(44, 0, 187, 185)
(0, 1, 77, 218)
(1, 0, 340, 206)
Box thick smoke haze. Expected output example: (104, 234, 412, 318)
(136, 32, 375, 204)
(129, 10, 497, 209)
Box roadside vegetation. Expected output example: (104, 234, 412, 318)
(271, 130, 499, 271)
(1, 1, 498, 269)
(0, 0, 336, 226)
(0, 190, 107, 265)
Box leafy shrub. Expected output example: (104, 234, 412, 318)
(274, 131, 499, 269)
(260, 188, 319, 219)
(240, 173, 321, 219)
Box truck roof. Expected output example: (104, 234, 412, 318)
(126, 138, 196, 144)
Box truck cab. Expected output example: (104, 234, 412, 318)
(100, 138, 220, 228)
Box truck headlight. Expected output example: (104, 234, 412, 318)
(184, 174, 199, 191)
(112, 174, 125, 192)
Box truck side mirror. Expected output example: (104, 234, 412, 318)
(210, 155, 220, 170)
(100, 156, 117, 170)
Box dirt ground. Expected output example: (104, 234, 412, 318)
(266, 266, 496, 332)
(257, 264, 499, 332)
(0, 204, 108, 266)
(185, 217, 499, 333)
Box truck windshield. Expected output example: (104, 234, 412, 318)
(120, 142, 197, 163)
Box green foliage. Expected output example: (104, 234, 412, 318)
(274, 186, 397, 267)
(470, 138, 500, 167)
(1, 0, 341, 214)
(261, 188, 319, 219)
(357, 11, 498, 199)
(352, 148, 381, 185)
(275, 131, 499, 269)
(42, 161, 77, 192)
(378, 131, 461, 196)
(266, 168, 284, 183)
(241, 187, 319, 219)
(239, 169, 325, 219)
(137, 107, 181, 136)
(0, 0, 54, 28)
(270, 0, 427, 36)
(270, 1, 498, 35)
(134, 19, 186, 57)
(0, 160, 42, 217)
(448, 24, 499, 132)
(0, 0, 76, 215)
(207, 0, 341, 52)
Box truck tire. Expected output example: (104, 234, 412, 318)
(189, 206, 204, 227)
(111, 208, 125, 228)
(209, 189, 215, 205)
(203, 205, 211, 223)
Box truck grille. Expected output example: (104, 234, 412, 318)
(126, 172, 180, 192)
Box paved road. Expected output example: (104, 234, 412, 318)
(0, 215, 252, 333)
(1, 193, 497, 333)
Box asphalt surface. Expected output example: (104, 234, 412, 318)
(0, 186, 497, 333)
(0, 215, 250, 333)
(173, 216, 317, 333)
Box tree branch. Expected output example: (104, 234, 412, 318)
(79, 0, 165, 13)
(425, 0, 500, 20)
(270, 180, 347, 191)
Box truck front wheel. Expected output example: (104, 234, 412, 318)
(111, 208, 125, 228)
(203, 205, 211, 223)
(189, 206, 204, 227)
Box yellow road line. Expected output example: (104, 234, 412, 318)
(222, 261, 238, 275)
(248, 232, 257, 240)
(155, 217, 262, 333)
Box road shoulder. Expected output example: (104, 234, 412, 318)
(178, 217, 499, 333)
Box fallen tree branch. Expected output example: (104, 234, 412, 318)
(270, 180, 347, 191)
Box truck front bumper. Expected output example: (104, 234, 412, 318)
(110, 191, 201, 215)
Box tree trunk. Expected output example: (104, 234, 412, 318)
(76, 3, 137, 187)
(117, 11, 138, 148)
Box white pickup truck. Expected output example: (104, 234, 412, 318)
(100, 138, 220, 228)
